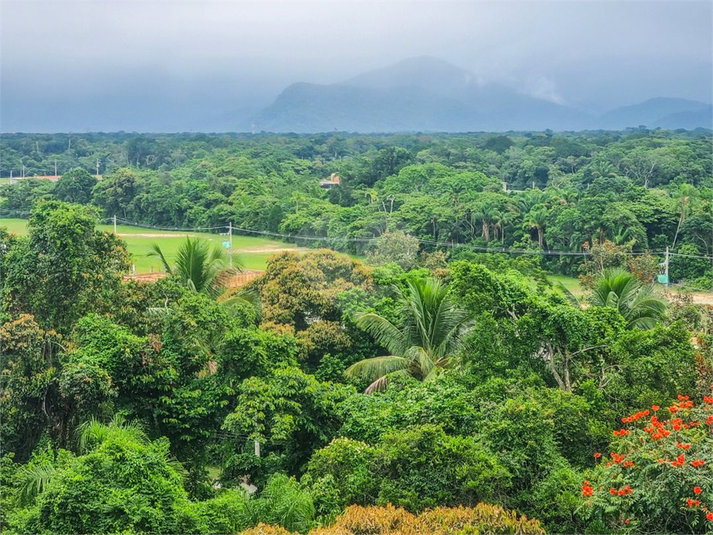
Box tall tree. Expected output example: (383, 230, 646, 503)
(1, 201, 129, 332)
(53, 168, 97, 204)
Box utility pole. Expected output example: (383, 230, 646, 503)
(54, 160, 58, 176)
(664, 246, 670, 292)
(254, 440, 260, 457)
(113, 215, 117, 234)
(96, 159, 100, 178)
(229, 222, 233, 268)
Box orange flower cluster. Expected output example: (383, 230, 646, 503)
(582, 481, 594, 497)
(676, 442, 692, 450)
(610, 452, 626, 463)
(609, 486, 632, 496)
(613, 428, 630, 436)
(671, 454, 686, 467)
(621, 409, 650, 423)
(703, 396, 713, 404)
(686, 486, 713, 523)
(691, 459, 706, 468)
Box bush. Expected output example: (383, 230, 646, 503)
(306, 425, 510, 513)
(244, 474, 316, 534)
(309, 504, 545, 535)
(241, 523, 295, 535)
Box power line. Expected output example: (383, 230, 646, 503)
(5, 214, 713, 262)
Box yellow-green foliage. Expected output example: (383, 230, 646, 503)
(308, 504, 545, 535)
(417, 505, 545, 535)
(241, 523, 295, 535)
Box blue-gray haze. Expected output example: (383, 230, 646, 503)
(1, 0, 711, 133)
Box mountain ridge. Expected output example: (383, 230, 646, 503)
(249, 57, 712, 133)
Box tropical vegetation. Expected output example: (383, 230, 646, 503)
(0, 130, 712, 534)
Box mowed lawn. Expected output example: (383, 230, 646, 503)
(548, 274, 584, 296)
(0, 218, 303, 273)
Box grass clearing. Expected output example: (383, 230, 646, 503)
(547, 274, 584, 297)
(1, 218, 304, 273)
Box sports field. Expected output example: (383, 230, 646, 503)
(0, 218, 304, 273)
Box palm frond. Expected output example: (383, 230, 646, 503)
(554, 281, 581, 306)
(345, 355, 409, 382)
(17, 462, 56, 506)
(147, 243, 173, 275)
(355, 312, 409, 356)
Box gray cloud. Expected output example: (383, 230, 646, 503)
(1, 0, 711, 131)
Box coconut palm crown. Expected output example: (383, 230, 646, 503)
(590, 268, 667, 330)
(148, 237, 239, 297)
(345, 277, 475, 393)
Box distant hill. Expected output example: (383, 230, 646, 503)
(652, 106, 713, 130)
(253, 57, 593, 133)
(599, 97, 712, 130)
(250, 58, 711, 133)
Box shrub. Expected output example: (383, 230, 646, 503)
(416, 505, 545, 535)
(308, 504, 545, 535)
(310, 504, 417, 535)
(241, 523, 295, 535)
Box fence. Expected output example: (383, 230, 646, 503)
(124, 269, 262, 288)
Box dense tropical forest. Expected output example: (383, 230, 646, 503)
(1, 130, 712, 534)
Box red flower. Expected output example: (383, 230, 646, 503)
(694, 486, 702, 495)
(610, 488, 617, 495)
(687, 498, 695, 507)
(594, 452, 601, 458)
(677, 455, 686, 465)
(652, 405, 660, 411)
(707, 512, 713, 521)
(624, 519, 630, 524)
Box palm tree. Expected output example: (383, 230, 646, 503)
(345, 277, 475, 393)
(590, 268, 667, 329)
(149, 237, 239, 297)
(525, 206, 548, 248)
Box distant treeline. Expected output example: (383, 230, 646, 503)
(1, 130, 711, 282)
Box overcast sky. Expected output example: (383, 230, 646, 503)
(1, 0, 711, 132)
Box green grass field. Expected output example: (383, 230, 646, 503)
(0, 218, 303, 273)
(548, 274, 584, 296)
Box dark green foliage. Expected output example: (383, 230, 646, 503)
(307, 425, 509, 514)
(1, 201, 129, 332)
(53, 168, 97, 204)
(6, 425, 199, 535)
(222, 367, 354, 486)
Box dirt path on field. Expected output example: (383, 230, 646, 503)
(687, 292, 713, 305)
(237, 245, 304, 254)
(117, 233, 200, 238)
